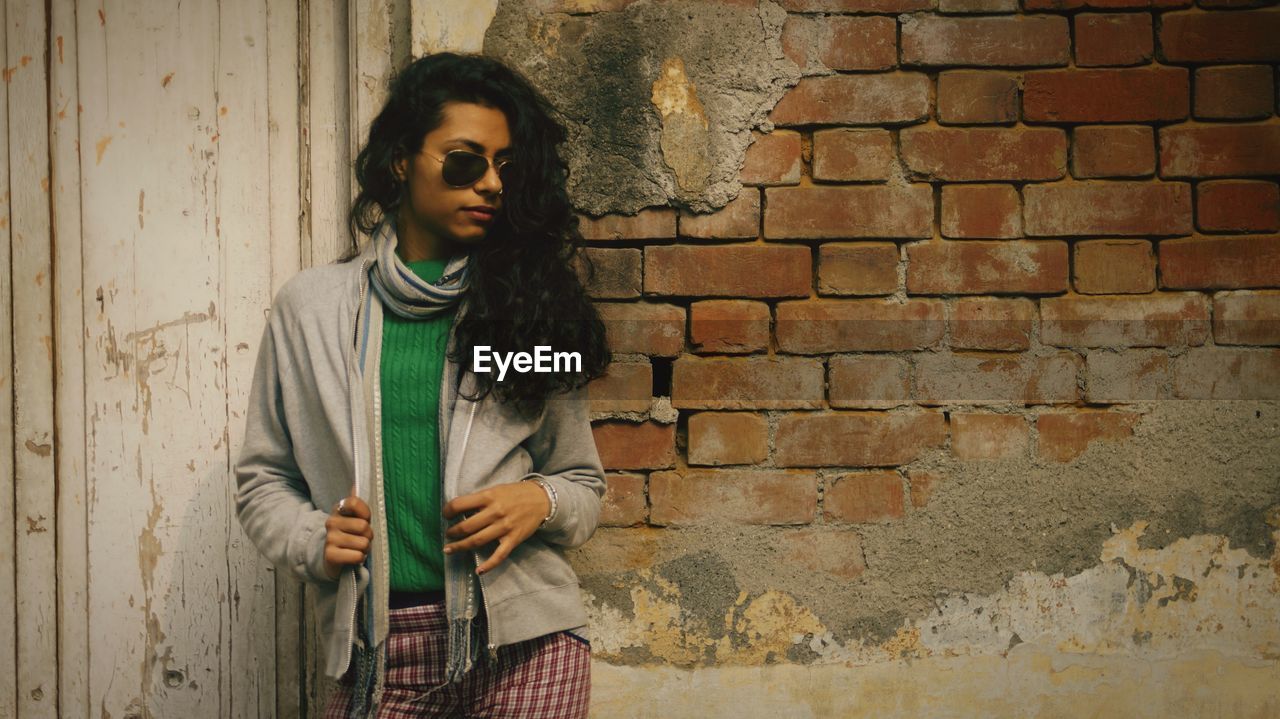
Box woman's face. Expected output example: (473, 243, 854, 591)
(394, 101, 512, 254)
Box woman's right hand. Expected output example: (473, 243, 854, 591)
(323, 495, 373, 581)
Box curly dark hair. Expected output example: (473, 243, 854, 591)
(339, 51, 611, 419)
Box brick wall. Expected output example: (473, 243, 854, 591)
(574, 0, 1279, 531)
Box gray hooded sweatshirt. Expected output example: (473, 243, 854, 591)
(232, 239, 605, 688)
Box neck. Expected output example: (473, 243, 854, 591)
(394, 206, 456, 263)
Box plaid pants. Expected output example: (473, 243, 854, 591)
(323, 600, 591, 718)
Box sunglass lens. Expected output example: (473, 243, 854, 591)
(442, 152, 488, 186)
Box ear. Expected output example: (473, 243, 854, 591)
(393, 157, 407, 183)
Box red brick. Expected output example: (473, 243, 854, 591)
(824, 471, 906, 523)
(914, 352, 1081, 404)
(1024, 181, 1192, 236)
(1085, 349, 1173, 402)
(1160, 9, 1280, 63)
(1213, 291, 1280, 345)
(780, 0, 931, 10)
(818, 242, 899, 297)
(644, 245, 811, 298)
(741, 130, 802, 186)
(600, 472, 646, 527)
(1041, 293, 1210, 348)
(777, 528, 866, 580)
(592, 420, 676, 470)
(595, 301, 685, 357)
(939, 0, 1017, 12)
(1199, 0, 1270, 7)
(774, 411, 947, 467)
(907, 472, 944, 514)
(1173, 347, 1280, 398)
(765, 185, 933, 239)
(649, 470, 818, 526)
(951, 413, 1030, 460)
(1194, 65, 1274, 120)
(687, 412, 769, 465)
(901, 15, 1070, 66)
(588, 361, 652, 414)
(941, 185, 1022, 239)
(1072, 125, 1155, 179)
(906, 240, 1069, 295)
(900, 127, 1067, 182)
(937, 71, 1020, 125)
(1073, 239, 1157, 294)
(828, 354, 911, 409)
(1024, 67, 1188, 123)
(1036, 411, 1141, 462)
(813, 129, 895, 182)
(672, 355, 825, 410)
(769, 73, 930, 126)
(690, 300, 771, 354)
(776, 298, 945, 353)
(678, 190, 759, 240)
(1196, 180, 1280, 233)
(577, 207, 675, 241)
(577, 248, 641, 299)
(818, 16, 898, 71)
(1074, 13, 1153, 67)
(1026, 0, 1190, 9)
(949, 297, 1036, 351)
(1160, 124, 1280, 178)
(1159, 235, 1280, 289)
(781, 15, 815, 71)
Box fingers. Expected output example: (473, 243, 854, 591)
(445, 506, 498, 542)
(442, 489, 490, 520)
(335, 494, 371, 520)
(327, 512, 373, 540)
(445, 520, 510, 555)
(476, 538, 515, 575)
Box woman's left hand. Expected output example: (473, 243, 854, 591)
(443, 481, 551, 574)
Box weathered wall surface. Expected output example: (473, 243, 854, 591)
(4, 0, 1278, 717)
(2, 0, 412, 716)
(478, 0, 1280, 716)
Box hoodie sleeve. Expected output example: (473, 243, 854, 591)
(521, 382, 606, 549)
(232, 300, 335, 586)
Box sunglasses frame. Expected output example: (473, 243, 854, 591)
(422, 148, 515, 188)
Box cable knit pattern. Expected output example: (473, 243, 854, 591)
(381, 256, 456, 592)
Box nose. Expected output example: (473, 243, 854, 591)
(475, 159, 504, 198)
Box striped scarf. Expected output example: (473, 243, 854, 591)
(368, 215, 471, 319)
(349, 215, 473, 717)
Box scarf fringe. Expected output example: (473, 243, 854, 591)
(349, 568, 382, 718)
(444, 614, 492, 684)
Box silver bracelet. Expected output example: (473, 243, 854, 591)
(524, 476, 558, 528)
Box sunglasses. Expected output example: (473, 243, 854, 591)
(422, 149, 516, 188)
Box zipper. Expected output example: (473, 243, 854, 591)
(371, 346, 391, 650)
(340, 256, 373, 675)
(457, 400, 499, 662)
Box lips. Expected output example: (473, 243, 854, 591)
(463, 206, 496, 217)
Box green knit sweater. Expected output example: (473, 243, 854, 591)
(381, 256, 457, 592)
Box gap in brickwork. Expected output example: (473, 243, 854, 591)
(652, 357, 674, 397)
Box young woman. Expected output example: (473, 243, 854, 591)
(233, 52, 611, 718)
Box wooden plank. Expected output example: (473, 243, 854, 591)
(8, 0, 59, 715)
(0, 0, 15, 712)
(77, 1, 230, 714)
(218, 1, 280, 717)
(264, 1, 304, 715)
(306, 0, 352, 266)
(49, 0, 89, 715)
